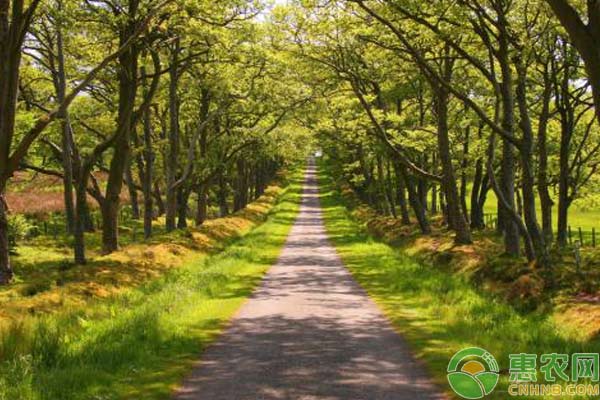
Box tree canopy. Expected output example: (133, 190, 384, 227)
(1, 0, 600, 284)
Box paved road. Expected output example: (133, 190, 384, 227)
(174, 161, 445, 400)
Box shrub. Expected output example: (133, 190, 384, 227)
(8, 214, 36, 241)
(7, 214, 36, 253)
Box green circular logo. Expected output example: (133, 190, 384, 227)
(447, 347, 499, 399)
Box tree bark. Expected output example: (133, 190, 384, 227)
(125, 158, 140, 219)
(153, 183, 165, 216)
(195, 183, 208, 226)
(460, 127, 470, 223)
(177, 186, 189, 229)
(516, 62, 550, 268)
(393, 161, 411, 225)
(218, 170, 229, 217)
(537, 64, 554, 243)
(498, 25, 521, 256)
(54, 12, 76, 234)
(385, 159, 397, 218)
(431, 58, 471, 243)
(376, 154, 391, 215)
(401, 168, 431, 234)
(101, 20, 139, 253)
(73, 176, 89, 264)
(141, 81, 154, 239)
(165, 38, 181, 232)
(0, 194, 12, 284)
(234, 158, 248, 212)
(470, 157, 487, 230)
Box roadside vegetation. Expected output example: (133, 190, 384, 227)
(279, 0, 600, 342)
(318, 163, 600, 400)
(0, 168, 302, 400)
(2, 0, 600, 397)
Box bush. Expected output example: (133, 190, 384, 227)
(8, 214, 36, 241)
(7, 214, 36, 253)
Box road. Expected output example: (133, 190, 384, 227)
(174, 161, 445, 400)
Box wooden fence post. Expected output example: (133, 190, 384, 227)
(568, 226, 573, 245)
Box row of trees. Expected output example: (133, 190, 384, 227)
(0, 0, 312, 284)
(3, 0, 599, 283)
(271, 0, 600, 273)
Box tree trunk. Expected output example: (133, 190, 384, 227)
(165, 38, 181, 232)
(177, 187, 189, 229)
(460, 127, 470, 223)
(53, 12, 76, 235)
(255, 163, 265, 197)
(101, 33, 138, 253)
(497, 18, 521, 256)
(195, 183, 208, 226)
(125, 159, 140, 219)
(557, 193, 569, 247)
(0, 194, 12, 284)
(557, 129, 571, 247)
(73, 177, 89, 264)
(432, 65, 471, 243)
(516, 62, 550, 268)
(393, 161, 411, 225)
(234, 158, 248, 212)
(385, 159, 397, 218)
(417, 155, 428, 212)
(556, 55, 575, 248)
(537, 66, 554, 243)
(431, 183, 437, 214)
(440, 190, 447, 224)
(60, 118, 76, 234)
(376, 154, 391, 215)
(516, 187, 524, 218)
(81, 193, 95, 232)
(142, 89, 153, 239)
(218, 171, 229, 217)
(153, 183, 165, 216)
(101, 198, 119, 254)
(470, 158, 487, 230)
(401, 168, 431, 234)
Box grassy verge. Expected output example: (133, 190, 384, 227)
(2, 174, 292, 322)
(317, 163, 599, 400)
(0, 169, 303, 400)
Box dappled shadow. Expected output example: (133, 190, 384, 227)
(175, 315, 444, 400)
(174, 160, 445, 400)
(315, 162, 600, 400)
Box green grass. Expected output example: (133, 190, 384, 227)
(420, 182, 600, 242)
(480, 188, 600, 241)
(317, 163, 600, 399)
(0, 170, 303, 400)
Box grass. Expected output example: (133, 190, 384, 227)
(481, 187, 600, 243)
(416, 181, 600, 244)
(1, 175, 291, 323)
(0, 169, 303, 400)
(317, 162, 600, 399)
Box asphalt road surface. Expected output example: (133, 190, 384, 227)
(174, 161, 445, 400)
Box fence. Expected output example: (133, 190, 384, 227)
(483, 213, 598, 248)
